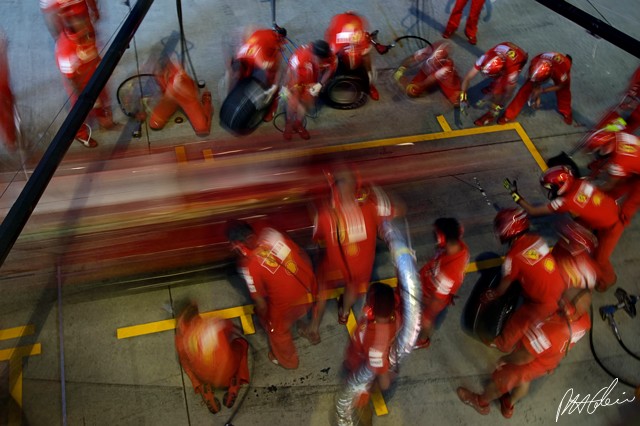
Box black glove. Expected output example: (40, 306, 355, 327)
(503, 178, 522, 203)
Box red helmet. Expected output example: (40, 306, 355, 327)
(57, 0, 93, 42)
(529, 59, 552, 83)
(540, 165, 575, 199)
(494, 208, 529, 244)
(585, 130, 617, 156)
(479, 52, 504, 77)
(555, 219, 597, 255)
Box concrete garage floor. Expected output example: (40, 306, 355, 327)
(0, 1, 639, 425)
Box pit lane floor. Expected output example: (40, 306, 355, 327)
(2, 116, 639, 426)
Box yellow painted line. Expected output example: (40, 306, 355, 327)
(436, 115, 452, 132)
(0, 325, 35, 341)
(117, 304, 256, 339)
(175, 146, 187, 163)
(0, 343, 42, 362)
(465, 256, 505, 273)
(6, 344, 41, 426)
(196, 125, 518, 169)
(371, 389, 389, 416)
(203, 148, 214, 162)
(513, 123, 548, 171)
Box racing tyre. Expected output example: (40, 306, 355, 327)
(220, 77, 270, 136)
(323, 64, 369, 110)
(462, 266, 522, 344)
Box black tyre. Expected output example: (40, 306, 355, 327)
(219, 77, 269, 136)
(462, 267, 522, 344)
(323, 62, 369, 110)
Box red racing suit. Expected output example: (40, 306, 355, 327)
(494, 234, 565, 352)
(444, 0, 487, 40)
(175, 314, 249, 393)
(344, 316, 399, 406)
(546, 178, 623, 287)
(0, 32, 17, 150)
(235, 28, 284, 84)
(41, 0, 99, 39)
(553, 243, 599, 290)
(419, 243, 470, 329)
(55, 30, 112, 141)
(476, 42, 528, 104)
(325, 12, 372, 71)
(493, 310, 590, 394)
(285, 44, 337, 106)
(407, 44, 462, 104)
(313, 185, 394, 296)
(601, 132, 640, 227)
(149, 59, 213, 137)
(596, 66, 640, 133)
(239, 227, 317, 369)
(502, 52, 572, 122)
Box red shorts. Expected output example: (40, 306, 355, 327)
(492, 360, 552, 394)
(421, 295, 450, 328)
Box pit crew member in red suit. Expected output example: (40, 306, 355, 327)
(282, 40, 337, 140)
(442, 0, 487, 45)
(175, 302, 249, 414)
(458, 287, 591, 418)
(595, 65, 640, 133)
(586, 130, 640, 230)
(305, 168, 397, 342)
(149, 57, 213, 137)
(0, 30, 18, 151)
(41, 0, 99, 40)
(481, 208, 565, 352)
(508, 165, 623, 292)
(460, 42, 528, 126)
(393, 41, 462, 106)
(343, 282, 400, 407)
(55, 1, 115, 148)
(552, 219, 599, 290)
(226, 220, 317, 370)
(498, 52, 573, 125)
(325, 11, 379, 100)
(414, 217, 470, 349)
(231, 26, 287, 122)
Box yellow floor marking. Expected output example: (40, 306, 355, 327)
(192, 125, 518, 169)
(0, 325, 34, 341)
(202, 148, 214, 162)
(513, 123, 549, 171)
(1, 343, 41, 426)
(175, 146, 187, 163)
(117, 304, 256, 339)
(371, 390, 390, 416)
(436, 115, 452, 132)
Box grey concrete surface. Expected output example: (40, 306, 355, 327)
(1, 1, 640, 425)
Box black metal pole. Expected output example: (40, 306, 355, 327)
(534, 0, 640, 59)
(0, 0, 155, 268)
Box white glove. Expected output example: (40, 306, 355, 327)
(309, 83, 322, 97)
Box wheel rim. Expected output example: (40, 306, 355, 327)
(328, 80, 362, 105)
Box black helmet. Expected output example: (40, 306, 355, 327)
(273, 25, 287, 38)
(312, 39, 331, 58)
